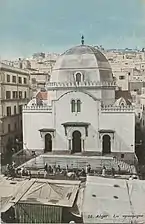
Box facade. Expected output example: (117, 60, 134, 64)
(23, 44, 136, 162)
(0, 63, 30, 155)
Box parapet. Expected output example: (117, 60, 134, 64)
(23, 105, 52, 112)
(101, 105, 134, 112)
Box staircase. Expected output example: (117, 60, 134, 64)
(18, 154, 137, 174)
(113, 157, 137, 174)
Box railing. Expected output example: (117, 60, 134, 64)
(12, 150, 37, 167)
(113, 157, 137, 174)
(45, 81, 116, 89)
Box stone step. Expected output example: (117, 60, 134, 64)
(19, 155, 132, 172)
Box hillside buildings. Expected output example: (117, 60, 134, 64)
(1, 53, 59, 96)
(0, 63, 30, 156)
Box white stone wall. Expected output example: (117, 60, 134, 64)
(23, 90, 135, 160)
(23, 108, 53, 151)
(113, 71, 129, 90)
(100, 111, 135, 153)
(53, 91, 100, 152)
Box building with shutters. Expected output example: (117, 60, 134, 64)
(0, 63, 30, 156)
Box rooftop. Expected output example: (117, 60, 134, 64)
(83, 176, 145, 223)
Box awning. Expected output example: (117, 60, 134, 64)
(62, 122, 90, 127)
(11, 179, 81, 208)
(98, 129, 115, 139)
(39, 128, 56, 137)
(61, 122, 90, 136)
(39, 128, 55, 132)
(0, 197, 13, 213)
(98, 129, 115, 133)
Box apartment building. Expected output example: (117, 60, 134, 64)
(0, 63, 30, 155)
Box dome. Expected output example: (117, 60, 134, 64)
(50, 45, 113, 83)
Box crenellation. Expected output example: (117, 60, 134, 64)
(46, 81, 116, 89)
(101, 105, 134, 112)
(23, 105, 52, 111)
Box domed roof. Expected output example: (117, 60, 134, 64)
(50, 45, 113, 83)
(63, 45, 108, 62)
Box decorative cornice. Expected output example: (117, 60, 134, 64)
(45, 81, 116, 90)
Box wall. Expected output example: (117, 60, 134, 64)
(55, 89, 101, 103)
(46, 83, 116, 107)
(102, 89, 115, 105)
(114, 71, 129, 90)
(100, 111, 135, 156)
(53, 91, 99, 152)
(23, 108, 53, 151)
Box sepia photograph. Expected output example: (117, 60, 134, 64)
(0, 0, 145, 223)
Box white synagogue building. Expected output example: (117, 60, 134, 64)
(23, 39, 136, 163)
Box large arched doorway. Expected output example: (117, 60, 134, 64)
(44, 133, 52, 153)
(72, 131, 81, 153)
(102, 135, 111, 155)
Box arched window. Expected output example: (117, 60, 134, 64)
(75, 73, 82, 83)
(77, 100, 81, 112)
(71, 100, 75, 112)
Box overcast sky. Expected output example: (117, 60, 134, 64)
(0, 0, 145, 59)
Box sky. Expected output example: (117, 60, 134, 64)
(0, 0, 145, 59)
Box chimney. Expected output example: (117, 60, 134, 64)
(19, 58, 23, 69)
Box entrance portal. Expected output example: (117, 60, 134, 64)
(44, 133, 52, 153)
(102, 135, 111, 155)
(72, 131, 81, 153)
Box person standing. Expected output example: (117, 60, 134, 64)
(111, 167, 115, 177)
(12, 161, 16, 169)
(28, 170, 32, 179)
(44, 170, 47, 178)
(88, 164, 91, 173)
(102, 166, 106, 177)
(118, 165, 121, 174)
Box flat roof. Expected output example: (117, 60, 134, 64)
(83, 176, 145, 223)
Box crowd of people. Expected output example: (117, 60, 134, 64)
(43, 163, 87, 179)
(5, 161, 31, 179)
(5, 160, 123, 180)
(42, 163, 121, 180)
